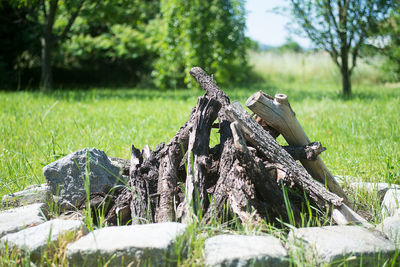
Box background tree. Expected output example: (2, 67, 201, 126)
(11, 0, 159, 90)
(153, 0, 248, 89)
(288, 0, 394, 96)
(0, 2, 40, 88)
(17, 0, 88, 91)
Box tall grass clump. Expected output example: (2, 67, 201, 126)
(249, 50, 387, 86)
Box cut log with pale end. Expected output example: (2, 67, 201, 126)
(224, 101, 342, 209)
(225, 101, 368, 226)
(246, 91, 350, 205)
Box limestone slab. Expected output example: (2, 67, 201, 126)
(377, 210, 400, 245)
(0, 203, 47, 238)
(288, 225, 396, 266)
(204, 234, 288, 267)
(2, 184, 51, 208)
(66, 222, 187, 266)
(1, 219, 86, 261)
(382, 189, 400, 217)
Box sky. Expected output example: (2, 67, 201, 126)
(245, 0, 311, 48)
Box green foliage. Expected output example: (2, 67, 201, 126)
(153, 0, 248, 89)
(54, 0, 160, 86)
(4, 0, 249, 89)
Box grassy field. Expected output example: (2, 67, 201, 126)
(1, 51, 400, 265)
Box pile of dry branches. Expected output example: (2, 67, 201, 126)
(100, 67, 368, 227)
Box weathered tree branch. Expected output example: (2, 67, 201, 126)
(225, 101, 342, 209)
(181, 96, 220, 221)
(246, 91, 349, 204)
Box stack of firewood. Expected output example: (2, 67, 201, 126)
(102, 67, 369, 227)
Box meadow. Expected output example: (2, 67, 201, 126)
(1, 51, 399, 265)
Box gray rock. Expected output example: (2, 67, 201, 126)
(0, 203, 47, 238)
(43, 148, 123, 209)
(66, 222, 187, 266)
(382, 189, 400, 217)
(378, 210, 400, 244)
(349, 182, 400, 199)
(204, 234, 288, 267)
(1, 219, 87, 262)
(288, 225, 395, 266)
(2, 184, 51, 208)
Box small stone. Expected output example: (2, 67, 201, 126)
(0, 219, 87, 262)
(109, 157, 130, 176)
(382, 189, 400, 217)
(377, 210, 400, 244)
(2, 184, 51, 208)
(334, 175, 345, 184)
(66, 222, 187, 266)
(43, 148, 123, 210)
(0, 203, 47, 238)
(204, 234, 288, 267)
(288, 225, 395, 266)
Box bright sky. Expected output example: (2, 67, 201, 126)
(245, 0, 311, 48)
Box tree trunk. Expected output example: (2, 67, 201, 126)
(340, 57, 352, 97)
(41, 33, 53, 91)
(40, 0, 58, 91)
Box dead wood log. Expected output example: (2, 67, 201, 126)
(156, 150, 179, 222)
(189, 67, 232, 149)
(253, 114, 280, 138)
(225, 101, 342, 208)
(105, 144, 163, 225)
(155, 94, 220, 222)
(203, 122, 296, 224)
(154, 118, 193, 222)
(203, 137, 264, 224)
(129, 144, 150, 224)
(230, 121, 299, 222)
(246, 91, 349, 204)
(182, 96, 221, 220)
(225, 101, 371, 226)
(283, 142, 326, 161)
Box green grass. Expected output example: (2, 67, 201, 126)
(1, 51, 400, 265)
